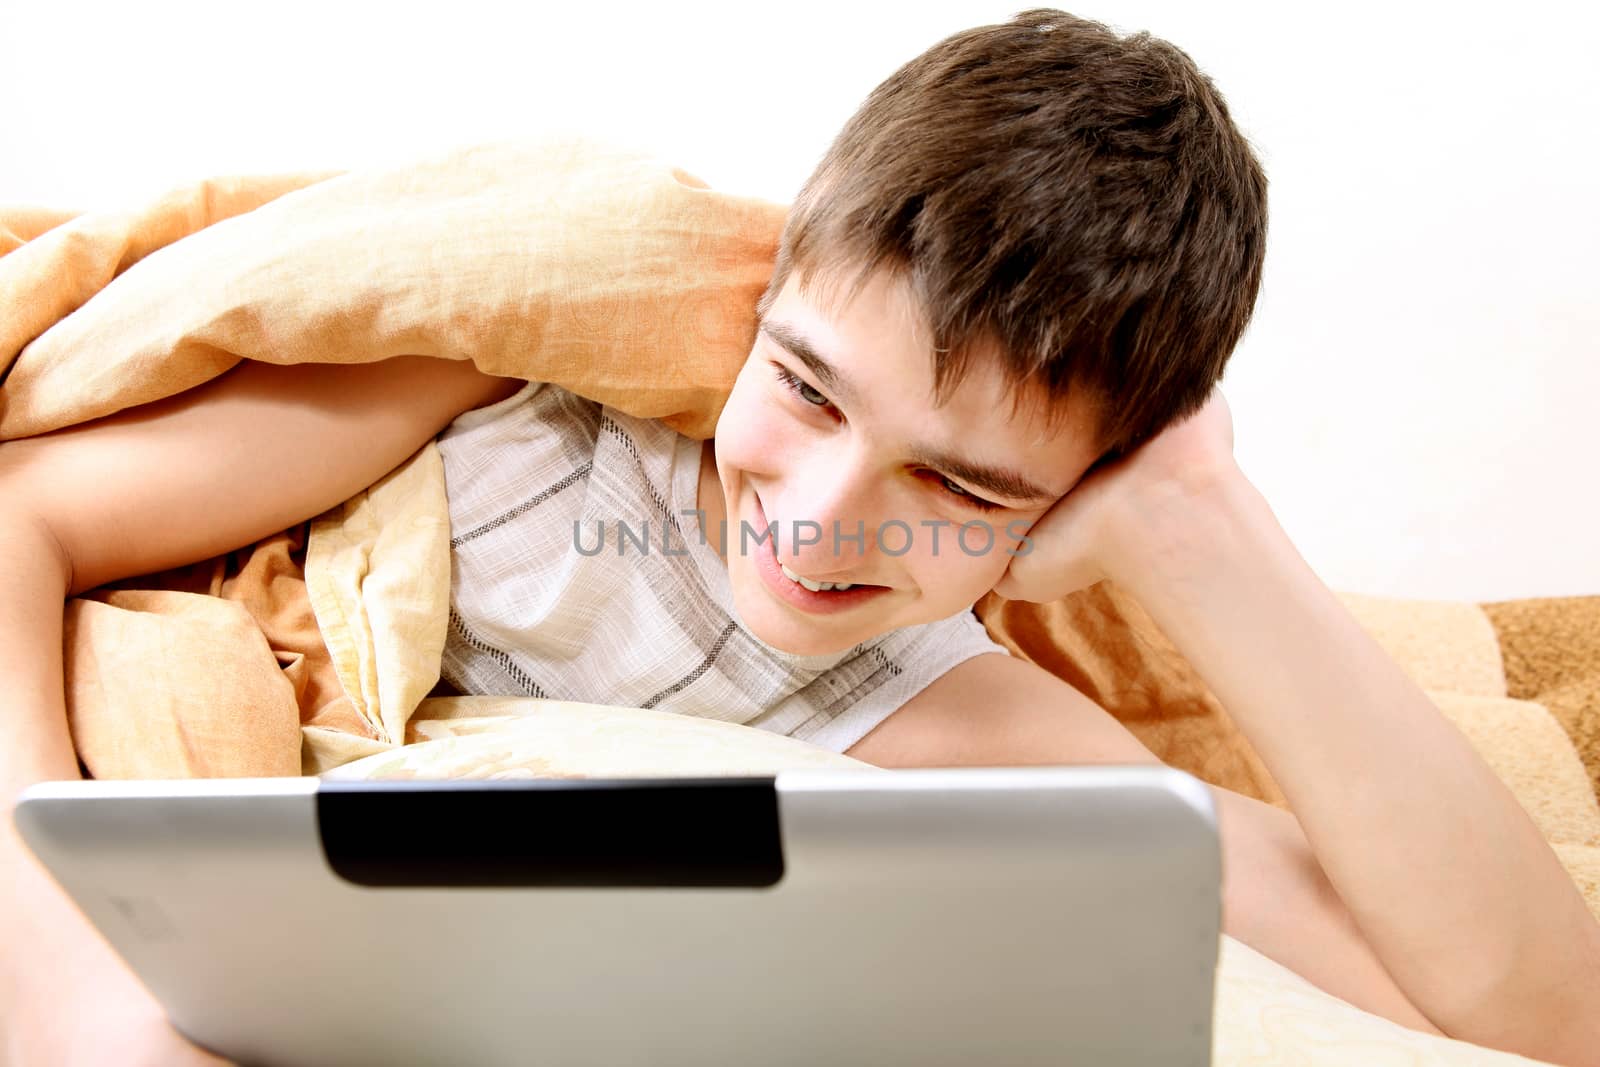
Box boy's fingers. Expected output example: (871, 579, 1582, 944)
(993, 503, 1103, 602)
(993, 558, 1100, 602)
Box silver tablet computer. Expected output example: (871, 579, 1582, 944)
(15, 764, 1221, 1066)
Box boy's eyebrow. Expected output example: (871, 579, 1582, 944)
(903, 447, 1060, 505)
(758, 317, 1062, 506)
(759, 319, 860, 406)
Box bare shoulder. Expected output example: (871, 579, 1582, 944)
(843, 650, 1165, 769)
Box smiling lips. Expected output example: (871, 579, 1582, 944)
(777, 561, 856, 592)
(746, 492, 890, 613)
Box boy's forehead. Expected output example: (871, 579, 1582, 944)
(761, 279, 1100, 505)
(773, 265, 1103, 460)
(949, 372, 1101, 460)
(788, 260, 932, 327)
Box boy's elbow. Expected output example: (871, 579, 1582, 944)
(1436, 930, 1600, 1067)
(1448, 1002, 1600, 1067)
(0, 503, 74, 596)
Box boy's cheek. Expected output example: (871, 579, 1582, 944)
(716, 407, 799, 483)
(906, 550, 1009, 610)
(713, 370, 781, 473)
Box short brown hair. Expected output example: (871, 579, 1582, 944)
(757, 8, 1268, 458)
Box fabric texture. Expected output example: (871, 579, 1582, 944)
(0, 136, 773, 442)
(1484, 596, 1600, 803)
(5, 138, 1599, 1065)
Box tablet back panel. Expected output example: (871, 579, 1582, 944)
(15, 765, 1220, 1067)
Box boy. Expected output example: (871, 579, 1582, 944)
(3, 9, 1598, 1066)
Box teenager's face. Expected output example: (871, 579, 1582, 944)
(708, 266, 1106, 657)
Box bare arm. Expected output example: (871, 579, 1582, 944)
(845, 652, 1446, 1037)
(0, 355, 522, 1064)
(5, 356, 522, 595)
(1108, 468, 1600, 1066)
(0, 510, 204, 1067)
(927, 386, 1600, 1065)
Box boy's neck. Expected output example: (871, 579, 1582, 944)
(696, 439, 729, 565)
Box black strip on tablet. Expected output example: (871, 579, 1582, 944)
(316, 778, 785, 888)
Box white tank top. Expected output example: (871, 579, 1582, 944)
(434, 380, 1009, 754)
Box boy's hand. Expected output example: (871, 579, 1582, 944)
(992, 385, 1240, 602)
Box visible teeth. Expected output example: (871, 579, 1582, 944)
(779, 562, 854, 593)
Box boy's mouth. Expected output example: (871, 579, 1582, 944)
(749, 493, 890, 612)
(777, 560, 855, 592)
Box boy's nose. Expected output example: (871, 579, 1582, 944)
(772, 465, 878, 579)
(783, 516, 872, 577)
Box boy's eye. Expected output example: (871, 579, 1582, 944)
(794, 379, 830, 407)
(772, 363, 1002, 512)
(935, 475, 1004, 512)
(773, 364, 833, 409)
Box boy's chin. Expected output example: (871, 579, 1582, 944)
(732, 591, 884, 659)
(745, 612, 867, 658)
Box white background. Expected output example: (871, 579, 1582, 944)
(4, 0, 1595, 601)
